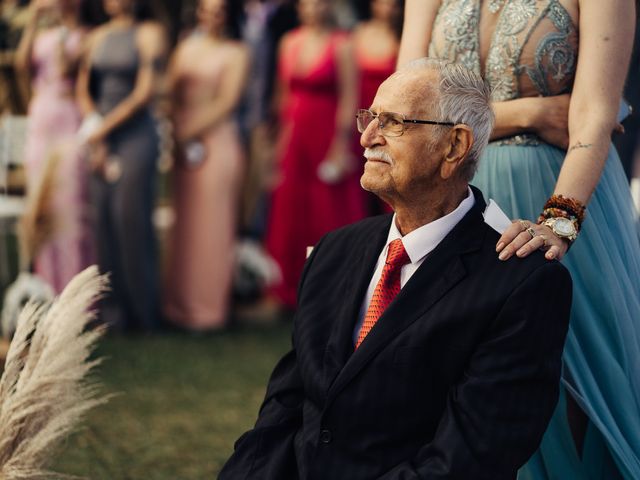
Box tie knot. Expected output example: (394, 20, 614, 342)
(386, 239, 410, 268)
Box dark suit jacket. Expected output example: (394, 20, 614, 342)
(220, 188, 572, 480)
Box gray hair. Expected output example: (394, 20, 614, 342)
(399, 58, 494, 180)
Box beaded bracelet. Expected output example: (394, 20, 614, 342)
(536, 195, 586, 232)
(543, 195, 586, 224)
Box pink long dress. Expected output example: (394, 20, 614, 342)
(163, 39, 245, 330)
(23, 26, 93, 293)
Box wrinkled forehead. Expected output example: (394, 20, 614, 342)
(370, 70, 440, 117)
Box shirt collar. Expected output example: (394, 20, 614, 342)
(385, 187, 475, 264)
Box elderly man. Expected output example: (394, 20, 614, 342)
(220, 59, 572, 480)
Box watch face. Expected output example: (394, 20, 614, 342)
(554, 217, 576, 236)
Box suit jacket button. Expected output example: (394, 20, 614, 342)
(319, 429, 332, 444)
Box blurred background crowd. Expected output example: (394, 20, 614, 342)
(0, 0, 638, 336)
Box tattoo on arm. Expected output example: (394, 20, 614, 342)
(568, 141, 593, 153)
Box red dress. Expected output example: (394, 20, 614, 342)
(356, 45, 396, 111)
(354, 42, 397, 214)
(266, 29, 366, 308)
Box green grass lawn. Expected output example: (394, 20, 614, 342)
(52, 323, 291, 479)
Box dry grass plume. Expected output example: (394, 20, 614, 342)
(0, 266, 111, 479)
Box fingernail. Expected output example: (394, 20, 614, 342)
(546, 251, 555, 259)
(496, 242, 504, 252)
(516, 248, 525, 257)
(499, 250, 509, 261)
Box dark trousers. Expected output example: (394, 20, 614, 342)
(89, 117, 159, 331)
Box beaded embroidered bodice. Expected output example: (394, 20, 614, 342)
(429, 0, 578, 102)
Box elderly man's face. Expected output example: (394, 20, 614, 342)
(360, 70, 447, 206)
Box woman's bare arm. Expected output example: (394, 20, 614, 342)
(496, 0, 635, 261)
(334, 36, 358, 143)
(396, 0, 441, 68)
(555, 0, 633, 202)
(14, 1, 45, 91)
(75, 28, 100, 117)
(491, 95, 571, 148)
(318, 35, 358, 177)
(163, 39, 184, 123)
(271, 32, 295, 122)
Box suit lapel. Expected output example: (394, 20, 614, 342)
(321, 216, 391, 395)
(325, 190, 488, 406)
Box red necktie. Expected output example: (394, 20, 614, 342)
(356, 239, 410, 349)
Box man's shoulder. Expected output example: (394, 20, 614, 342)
(476, 221, 571, 288)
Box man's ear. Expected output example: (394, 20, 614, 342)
(440, 125, 474, 179)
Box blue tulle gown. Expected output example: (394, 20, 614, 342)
(429, 1, 640, 478)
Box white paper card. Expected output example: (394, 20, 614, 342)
(483, 199, 512, 234)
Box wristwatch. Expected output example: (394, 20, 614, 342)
(543, 217, 578, 243)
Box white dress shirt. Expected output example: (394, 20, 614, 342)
(353, 187, 476, 344)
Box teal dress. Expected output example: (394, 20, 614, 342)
(430, 1, 640, 479)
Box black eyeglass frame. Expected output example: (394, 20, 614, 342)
(355, 109, 455, 137)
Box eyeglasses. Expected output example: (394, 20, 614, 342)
(355, 109, 454, 137)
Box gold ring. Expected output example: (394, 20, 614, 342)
(526, 227, 536, 239)
(519, 220, 529, 231)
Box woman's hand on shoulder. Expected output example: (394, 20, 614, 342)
(496, 219, 569, 262)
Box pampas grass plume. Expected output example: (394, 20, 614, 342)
(0, 266, 111, 479)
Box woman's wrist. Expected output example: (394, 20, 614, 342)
(491, 97, 540, 139)
(516, 97, 541, 132)
(536, 194, 586, 248)
(77, 112, 104, 144)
